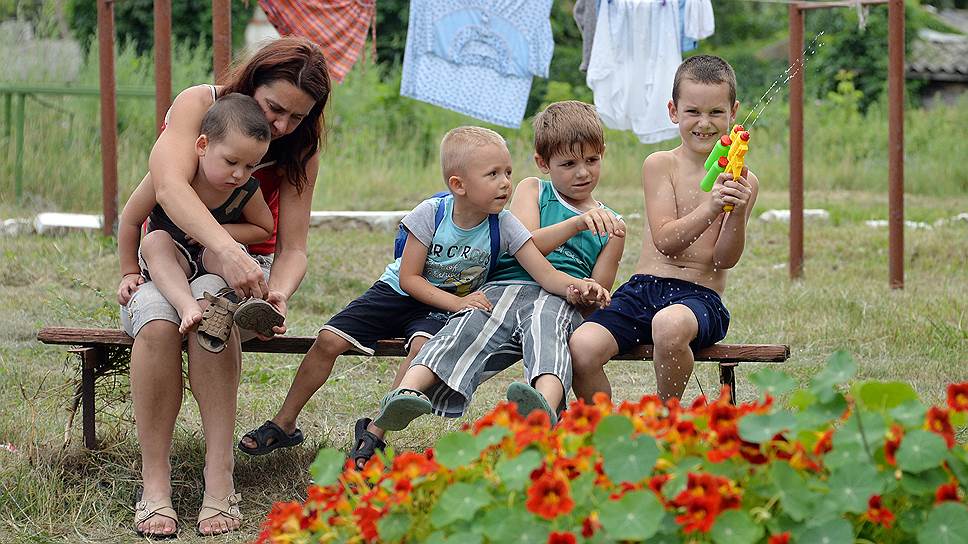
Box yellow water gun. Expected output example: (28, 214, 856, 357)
(700, 124, 750, 212)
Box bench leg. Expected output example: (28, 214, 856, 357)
(719, 363, 737, 406)
(80, 347, 104, 450)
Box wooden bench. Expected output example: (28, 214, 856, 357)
(37, 326, 790, 449)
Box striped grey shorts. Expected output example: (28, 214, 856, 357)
(411, 282, 582, 418)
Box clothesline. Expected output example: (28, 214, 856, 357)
(718, 0, 889, 7)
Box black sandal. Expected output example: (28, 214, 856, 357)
(348, 417, 386, 470)
(238, 420, 304, 456)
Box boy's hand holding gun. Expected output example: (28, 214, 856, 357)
(700, 124, 752, 213)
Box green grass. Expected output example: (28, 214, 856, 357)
(0, 188, 965, 542)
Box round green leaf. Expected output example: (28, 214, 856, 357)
(592, 415, 635, 451)
(897, 430, 948, 473)
(810, 351, 857, 401)
(738, 410, 796, 443)
(308, 448, 344, 487)
(824, 440, 866, 470)
(900, 467, 950, 496)
(917, 503, 968, 544)
(827, 463, 884, 513)
(475, 426, 508, 451)
(600, 434, 659, 483)
(430, 482, 492, 527)
(495, 449, 543, 491)
(797, 518, 853, 543)
(770, 462, 819, 522)
(377, 512, 411, 543)
(479, 508, 549, 544)
(749, 368, 797, 398)
(435, 432, 481, 469)
(857, 381, 919, 412)
(711, 510, 764, 544)
(890, 399, 928, 427)
(599, 490, 664, 541)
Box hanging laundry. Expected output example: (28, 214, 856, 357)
(258, 0, 376, 83)
(400, 0, 554, 129)
(587, 0, 681, 144)
(683, 0, 715, 43)
(680, 0, 697, 53)
(574, 0, 599, 71)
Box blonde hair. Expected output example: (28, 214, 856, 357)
(533, 101, 605, 163)
(440, 126, 507, 181)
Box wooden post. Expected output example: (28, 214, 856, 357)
(788, 4, 805, 280)
(81, 348, 100, 449)
(888, 0, 905, 288)
(97, 0, 118, 236)
(212, 0, 232, 83)
(154, 0, 172, 134)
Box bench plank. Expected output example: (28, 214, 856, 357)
(37, 327, 790, 362)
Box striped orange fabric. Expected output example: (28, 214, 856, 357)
(258, 0, 376, 83)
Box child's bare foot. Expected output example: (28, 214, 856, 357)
(178, 304, 203, 334)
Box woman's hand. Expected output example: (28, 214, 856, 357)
(254, 290, 289, 340)
(117, 273, 144, 305)
(215, 245, 269, 299)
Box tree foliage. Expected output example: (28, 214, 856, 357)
(69, 0, 250, 57)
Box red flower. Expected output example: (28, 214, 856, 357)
(813, 429, 834, 456)
(526, 470, 575, 520)
(582, 512, 602, 538)
(671, 473, 742, 533)
(560, 398, 604, 435)
(547, 531, 577, 544)
(864, 495, 894, 528)
(515, 410, 552, 449)
(353, 505, 382, 542)
(768, 532, 791, 544)
(925, 406, 956, 448)
(935, 482, 961, 504)
(391, 451, 438, 480)
(884, 424, 903, 466)
(473, 401, 524, 433)
(259, 501, 303, 539)
(948, 383, 968, 412)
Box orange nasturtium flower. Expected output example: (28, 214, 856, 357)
(935, 482, 961, 504)
(672, 473, 742, 533)
(559, 398, 604, 435)
(864, 495, 895, 528)
(547, 531, 577, 544)
(947, 383, 968, 412)
(884, 424, 904, 466)
(526, 470, 575, 520)
(925, 406, 956, 448)
(257, 501, 304, 543)
(581, 511, 602, 538)
(768, 532, 791, 544)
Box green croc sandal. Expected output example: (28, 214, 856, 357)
(373, 388, 432, 431)
(506, 382, 558, 426)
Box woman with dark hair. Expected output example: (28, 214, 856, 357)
(117, 37, 330, 538)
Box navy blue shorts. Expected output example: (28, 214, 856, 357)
(585, 275, 730, 354)
(319, 281, 450, 355)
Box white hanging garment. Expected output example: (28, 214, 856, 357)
(586, 0, 681, 144)
(683, 0, 715, 41)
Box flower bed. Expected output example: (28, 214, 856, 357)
(258, 352, 968, 543)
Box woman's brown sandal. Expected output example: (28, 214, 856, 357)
(196, 292, 239, 353)
(196, 491, 242, 536)
(134, 489, 178, 539)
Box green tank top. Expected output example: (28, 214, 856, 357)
(488, 180, 620, 283)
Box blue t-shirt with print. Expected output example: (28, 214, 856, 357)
(379, 195, 532, 297)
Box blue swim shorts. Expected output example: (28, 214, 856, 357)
(584, 274, 730, 354)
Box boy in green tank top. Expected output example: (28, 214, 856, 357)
(372, 101, 626, 431)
